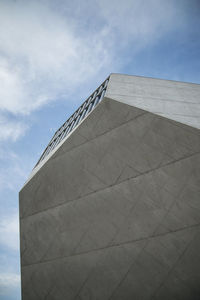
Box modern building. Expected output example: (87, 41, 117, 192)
(19, 74, 200, 299)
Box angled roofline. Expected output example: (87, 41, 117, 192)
(35, 76, 110, 168)
(110, 73, 200, 86)
(35, 73, 200, 168)
(21, 73, 200, 190)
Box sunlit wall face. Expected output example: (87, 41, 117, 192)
(20, 74, 200, 300)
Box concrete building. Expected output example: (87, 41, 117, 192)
(19, 74, 200, 299)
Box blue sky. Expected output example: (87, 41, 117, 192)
(0, 0, 200, 299)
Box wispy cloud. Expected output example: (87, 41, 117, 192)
(0, 214, 19, 252)
(0, 0, 111, 117)
(0, 149, 31, 192)
(0, 272, 20, 297)
(0, 114, 27, 142)
(0, 213, 20, 297)
(0, 0, 183, 118)
(97, 0, 178, 43)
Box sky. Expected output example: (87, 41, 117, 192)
(0, 0, 200, 299)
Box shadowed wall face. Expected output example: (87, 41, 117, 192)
(20, 77, 200, 300)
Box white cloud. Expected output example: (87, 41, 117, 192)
(0, 114, 27, 142)
(0, 214, 19, 252)
(0, 0, 187, 142)
(0, 0, 111, 117)
(0, 0, 182, 115)
(97, 0, 181, 48)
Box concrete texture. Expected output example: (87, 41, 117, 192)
(106, 73, 200, 129)
(20, 75, 200, 300)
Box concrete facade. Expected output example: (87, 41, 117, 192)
(20, 74, 200, 299)
(107, 74, 200, 129)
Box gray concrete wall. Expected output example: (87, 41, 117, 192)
(106, 74, 200, 129)
(20, 96, 200, 299)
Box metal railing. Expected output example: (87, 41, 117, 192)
(35, 76, 109, 167)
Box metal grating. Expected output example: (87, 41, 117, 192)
(35, 76, 109, 167)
